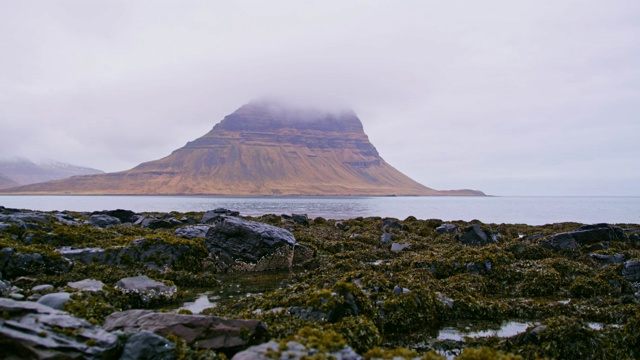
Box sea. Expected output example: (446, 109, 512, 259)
(0, 195, 638, 225)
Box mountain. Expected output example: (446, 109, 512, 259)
(0, 159, 104, 188)
(1, 101, 484, 196)
(0, 173, 20, 190)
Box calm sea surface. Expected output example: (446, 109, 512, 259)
(0, 195, 638, 225)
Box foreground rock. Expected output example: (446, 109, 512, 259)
(540, 223, 627, 250)
(205, 215, 297, 271)
(104, 309, 268, 356)
(57, 237, 207, 271)
(115, 275, 177, 303)
(233, 340, 362, 360)
(0, 298, 119, 359)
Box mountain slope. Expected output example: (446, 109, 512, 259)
(2, 101, 484, 196)
(0, 159, 104, 187)
(0, 174, 20, 190)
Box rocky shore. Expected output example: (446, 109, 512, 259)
(1, 205, 639, 359)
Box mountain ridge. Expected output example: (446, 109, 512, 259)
(1, 101, 484, 196)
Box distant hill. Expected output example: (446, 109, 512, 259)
(0, 159, 104, 188)
(1, 101, 484, 196)
(0, 173, 20, 190)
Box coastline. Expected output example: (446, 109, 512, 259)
(1, 206, 639, 358)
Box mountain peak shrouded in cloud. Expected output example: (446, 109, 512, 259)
(1, 101, 484, 196)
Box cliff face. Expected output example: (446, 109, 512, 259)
(2, 101, 484, 196)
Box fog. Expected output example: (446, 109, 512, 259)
(1, 1, 639, 195)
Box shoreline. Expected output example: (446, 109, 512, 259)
(1, 206, 639, 359)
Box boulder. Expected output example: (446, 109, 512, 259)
(232, 340, 361, 360)
(36, 292, 72, 310)
(174, 225, 210, 239)
(97, 209, 138, 224)
(436, 224, 458, 234)
(120, 330, 176, 360)
(0, 298, 118, 359)
(115, 275, 177, 303)
(390, 243, 410, 252)
(140, 218, 181, 229)
(58, 238, 206, 270)
(541, 224, 627, 251)
(67, 278, 105, 292)
(292, 244, 315, 267)
(2, 252, 47, 278)
(87, 214, 121, 228)
(457, 224, 495, 247)
(30, 284, 55, 294)
(467, 260, 492, 274)
(205, 216, 297, 271)
(380, 233, 392, 245)
(202, 208, 240, 224)
(590, 253, 626, 264)
(104, 309, 269, 356)
(381, 218, 403, 231)
(622, 260, 640, 282)
(282, 213, 309, 226)
(0, 212, 50, 225)
(539, 233, 577, 250)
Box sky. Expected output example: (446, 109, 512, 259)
(1, 0, 639, 196)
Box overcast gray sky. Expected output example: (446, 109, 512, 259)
(1, 0, 639, 196)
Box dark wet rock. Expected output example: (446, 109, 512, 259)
(521, 324, 547, 344)
(456, 224, 495, 247)
(174, 225, 210, 239)
(467, 260, 492, 274)
(115, 275, 177, 303)
(205, 215, 296, 271)
(95, 209, 138, 224)
(0, 212, 50, 225)
(327, 287, 361, 323)
(0, 280, 10, 296)
(52, 212, 80, 225)
(202, 208, 240, 224)
(282, 213, 309, 226)
(0, 222, 11, 231)
(67, 278, 105, 292)
(288, 306, 327, 322)
(334, 221, 349, 231)
(57, 246, 108, 264)
(0, 297, 119, 359)
(541, 224, 627, 251)
(292, 244, 315, 267)
(539, 233, 577, 250)
(393, 285, 410, 295)
(590, 253, 626, 264)
(232, 340, 361, 360)
(0, 247, 15, 268)
(526, 233, 544, 241)
(380, 233, 392, 245)
(37, 292, 72, 310)
(31, 284, 55, 294)
(436, 224, 458, 234)
(622, 260, 640, 282)
(140, 217, 181, 229)
(381, 218, 403, 231)
(58, 238, 204, 270)
(87, 213, 121, 228)
(104, 309, 268, 356)
(120, 330, 176, 360)
(390, 242, 410, 252)
(2, 252, 45, 278)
